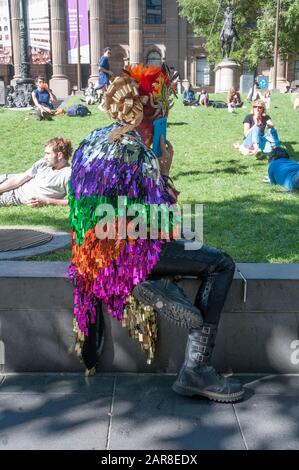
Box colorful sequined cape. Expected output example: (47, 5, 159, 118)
(68, 122, 176, 369)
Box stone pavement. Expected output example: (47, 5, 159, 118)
(0, 373, 299, 450)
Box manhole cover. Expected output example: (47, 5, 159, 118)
(0, 229, 53, 252)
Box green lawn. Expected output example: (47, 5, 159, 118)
(0, 93, 298, 262)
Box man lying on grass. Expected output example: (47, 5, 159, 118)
(0, 137, 72, 207)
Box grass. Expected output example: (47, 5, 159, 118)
(0, 93, 298, 262)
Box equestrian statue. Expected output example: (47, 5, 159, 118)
(220, 5, 239, 59)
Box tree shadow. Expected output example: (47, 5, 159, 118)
(0, 373, 262, 450)
(174, 161, 250, 179)
(0, 374, 113, 449)
(194, 193, 299, 262)
(215, 159, 238, 164)
(167, 122, 188, 127)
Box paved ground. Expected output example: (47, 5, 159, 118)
(0, 374, 298, 450)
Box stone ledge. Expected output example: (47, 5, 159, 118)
(2, 261, 299, 279)
(0, 261, 299, 374)
(1, 261, 298, 314)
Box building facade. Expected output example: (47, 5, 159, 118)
(0, 0, 298, 97)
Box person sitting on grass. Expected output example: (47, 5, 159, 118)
(263, 147, 299, 192)
(233, 99, 280, 157)
(263, 90, 271, 110)
(227, 87, 242, 112)
(198, 88, 209, 107)
(182, 83, 198, 106)
(32, 76, 57, 120)
(247, 81, 261, 102)
(84, 82, 97, 105)
(0, 137, 72, 207)
(293, 95, 299, 110)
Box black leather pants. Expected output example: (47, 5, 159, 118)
(151, 240, 235, 326)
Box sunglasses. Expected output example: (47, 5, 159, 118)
(253, 105, 264, 109)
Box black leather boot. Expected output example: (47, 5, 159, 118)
(132, 278, 203, 329)
(172, 323, 245, 402)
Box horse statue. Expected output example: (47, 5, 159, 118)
(220, 6, 239, 59)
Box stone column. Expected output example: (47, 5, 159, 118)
(129, 0, 143, 64)
(179, 16, 188, 90)
(214, 59, 241, 93)
(166, 0, 179, 69)
(49, 0, 70, 98)
(270, 56, 289, 92)
(190, 53, 195, 87)
(89, 0, 105, 84)
(10, 0, 21, 84)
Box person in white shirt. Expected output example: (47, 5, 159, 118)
(247, 81, 261, 102)
(0, 137, 72, 207)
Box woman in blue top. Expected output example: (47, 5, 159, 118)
(31, 76, 57, 120)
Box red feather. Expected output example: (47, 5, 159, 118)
(125, 64, 170, 96)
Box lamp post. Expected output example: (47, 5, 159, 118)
(273, 0, 280, 90)
(19, 0, 30, 80)
(7, 0, 35, 107)
(76, 0, 81, 91)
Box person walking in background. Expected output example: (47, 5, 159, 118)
(95, 47, 113, 103)
(170, 66, 181, 94)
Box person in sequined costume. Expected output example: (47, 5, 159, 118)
(68, 64, 244, 402)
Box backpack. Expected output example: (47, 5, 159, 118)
(67, 104, 91, 117)
(212, 100, 227, 109)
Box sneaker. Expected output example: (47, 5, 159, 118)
(132, 278, 203, 329)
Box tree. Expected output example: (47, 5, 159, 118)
(247, 0, 299, 66)
(177, 0, 299, 69)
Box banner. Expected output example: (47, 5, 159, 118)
(66, 0, 90, 64)
(27, 0, 51, 64)
(0, 0, 12, 64)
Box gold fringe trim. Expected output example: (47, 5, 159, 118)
(72, 295, 158, 371)
(72, 318, 96, 376)
(72, 318, 85, 358)
(122, 295, 157, 364)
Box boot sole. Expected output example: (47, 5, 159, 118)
(172, 382, 245, 403)
(133, 284, 203, 329)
